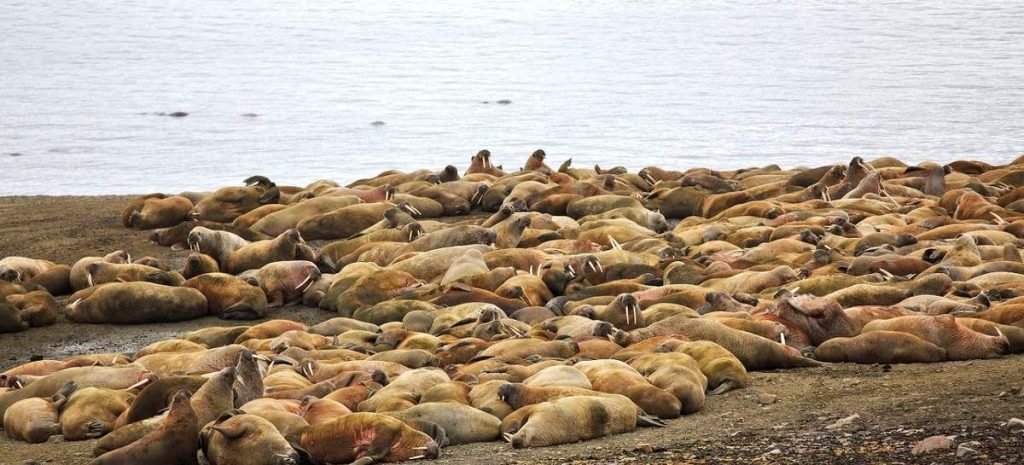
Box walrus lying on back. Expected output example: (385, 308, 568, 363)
(500, 394, 663, 448)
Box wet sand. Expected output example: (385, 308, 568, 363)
(0, 196, 1022, 464)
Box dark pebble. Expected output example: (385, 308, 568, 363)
(167, 111, 189, 117)
(496, 99, 512, 104)
(30, 354, 44, 361)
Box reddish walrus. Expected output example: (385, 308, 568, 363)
(91, 391, 199, 465)
(297, 412, 440, 464)
(862, 314, 1009, 361)
(621, 315, 821, 370)
(813, 331, 948, 364)
(500, 394, 664, 448)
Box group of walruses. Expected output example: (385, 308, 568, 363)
(3, 149, 1024, 464)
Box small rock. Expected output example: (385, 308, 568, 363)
(29, 354, 44, 361)
(825, 414, 860, 430)
(23, 460, 41, 465)
(167, 111, 189, 117)
(1007, 418, 1024, 429)
(370, 121, 386, 126)
(634, 443, 654, 454)
(7, 152, 23, 157)
(758, 393, 778, 405)
(957, 445, 978, 458)
(763, 448, 782, 457)
(496, 99, 512, 104)
(240, 113, 259, 117)
(912, 435, 955, 455)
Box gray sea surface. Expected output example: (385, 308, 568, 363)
(2, 1, 1023, 194)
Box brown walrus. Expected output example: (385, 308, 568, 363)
(0, 366, 153, 420)
(126, 195, 194, 229)
(574, 359, 682, 419)
(66, 282, 208, 324)
(500, 394, 661, 448)
(183, 273, 268, 320)
(3, 381, 75, 443)
(200, 411, 303, 465)
(91, 390, 199, 465)
(813, 331, 948, 364)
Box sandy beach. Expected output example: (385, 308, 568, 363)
(0, 195, 1021, 465)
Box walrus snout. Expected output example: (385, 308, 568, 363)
(0, 268, 20, 282)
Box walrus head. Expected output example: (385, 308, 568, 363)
(439, 165, 460, 183)
(0, 267, 20, 282)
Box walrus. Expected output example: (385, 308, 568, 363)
(625, 352, 706, 414)
(357, 368, 449, 413)
(60, 386, 135, 440)
(190, 177, 281, 223)
(239, 260, 321, 307)
(223, 229, 312, 275)
(622, 315, 821, 370)
(200, 411, 303, 465)
(126, 195, 194, 229)
(385, 402, 501, 445)
(862, 314, 1009, 360)
(573, 359, 681, 419)
(297, 412, 440, 464)
(296, 202, 396, 240)
(235, 320, 309, 343)
(25, 264, 72, 295)
(153, 221, 271, 250)
(0, 366, 153, 425)
(231, 204, 290, 229)
(500, 394, 660, 448)
(3, 381, 75, 443)
(91, 390, 199, 465)
(83, 261, 185, 287)
(813, 331, 948, 364)
(183, 326, 252, 348)
(0, 256, 57, 283)
(250, 195, 363, 236)
(4, 290, 57, 327)
(186, 226, 252, 266)
(66, 282, 208, 324)
(182, 252, 220, 279)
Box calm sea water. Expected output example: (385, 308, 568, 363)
(2, 1, 1023, 195)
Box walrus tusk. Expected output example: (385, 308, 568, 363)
(87, 273, 94, 288)
(608, 236, 622, 251)
(991, 211, 1007, 225)
(126, 378, 152, 391)
(780, 332, 787, 346)
(294, 274, 314, 291)
(410, 456, 426, 460)
(567, 264, 576, 276)
(68, 298, 83, 311)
